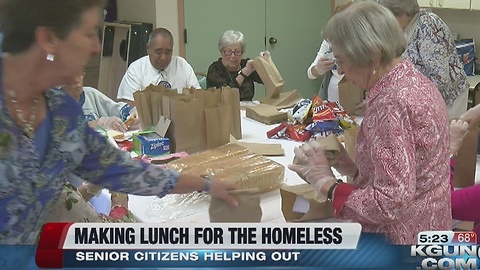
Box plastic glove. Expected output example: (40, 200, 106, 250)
(460, 103, 480, 128)
(314, 57, 335, 75)
(127, 107, 141, 130)
(260, 50, 271, 59)
(243, 59, 255, 75)
(98, 116, 127, 132)
(288, 141, 337, 200)
(449, 119, 469, 156)
(332, 144, 358, 178)
(209, 177, 239, 208)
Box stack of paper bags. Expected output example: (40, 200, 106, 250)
(259, 90, 303, 109)
(134, 85, 241, 154)
(166, 144, 284, 193)
(245, 103, 288, 125)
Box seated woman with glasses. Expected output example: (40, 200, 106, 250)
(206, 30, 267, 101)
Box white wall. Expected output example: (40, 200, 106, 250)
(116, 0, 181, 56)
(117, 0, 156, 26)
(155, 0, 181, 56)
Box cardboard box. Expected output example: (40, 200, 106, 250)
(133, 132, 170, 156)
(133, 116, 171, 156)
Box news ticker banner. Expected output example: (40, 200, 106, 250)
(25, 222, 479, 269)
(35, 222, 361, 268)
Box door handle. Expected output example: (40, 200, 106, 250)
(269, 37, 278, 45)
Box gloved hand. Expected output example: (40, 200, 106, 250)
(449, 119, 469, 156)
(332, 144, 358, 178)
(98, 116, 127, 132)
(314, 56, 335, 75)
(288, 141, 337, 200)
(460, 103, 480, 128)
(127, 107, 141, 130)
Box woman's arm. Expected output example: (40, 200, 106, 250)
(73, 124, 238, 206)
(307, 40, 331, 79)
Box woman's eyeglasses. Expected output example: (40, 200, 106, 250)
(223, 50, 243, 56)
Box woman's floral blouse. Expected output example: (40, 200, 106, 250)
(404, 9, 468, 106)
(0, 64, 180, 244)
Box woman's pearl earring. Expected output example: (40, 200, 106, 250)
(372, 69, 376, 75)
(46, 53, 55, 62)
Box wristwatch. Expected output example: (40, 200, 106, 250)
(200, 175, 212, 193)
(238, 69, 248, 79)
(327, 179, 343, 202)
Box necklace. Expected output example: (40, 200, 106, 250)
(7, 90, 39, 138)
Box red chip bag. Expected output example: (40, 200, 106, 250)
(116, 140, 133, 152)
(326, 101, 348, 117)
(287, 124, 311, 142)
(312, 96, 337, 122)
(267, 123, 289, 139)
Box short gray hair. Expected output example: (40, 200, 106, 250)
(323, 1, 405, 68)
(148, 28, 174, 45)
(377, 0, 419, 17)
(218, 30, 246, 52)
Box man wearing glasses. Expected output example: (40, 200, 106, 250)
(117, 27, 200, 107)
(206, 30, 266, 101)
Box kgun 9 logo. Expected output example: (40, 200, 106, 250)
(411, 245, 479, 270)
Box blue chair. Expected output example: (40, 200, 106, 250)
(196, 72, 207, 89)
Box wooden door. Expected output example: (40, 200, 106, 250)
(183, 0, 265, 74)
(184, 0, 331, 99)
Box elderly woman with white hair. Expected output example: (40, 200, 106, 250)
(206, 30, 266, 101)
(378, 0, 469, 119)
(289, 1, 451, 244)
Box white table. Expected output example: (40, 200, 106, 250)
(125, 111, 346, 223)
(106, 110, 479, 231)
